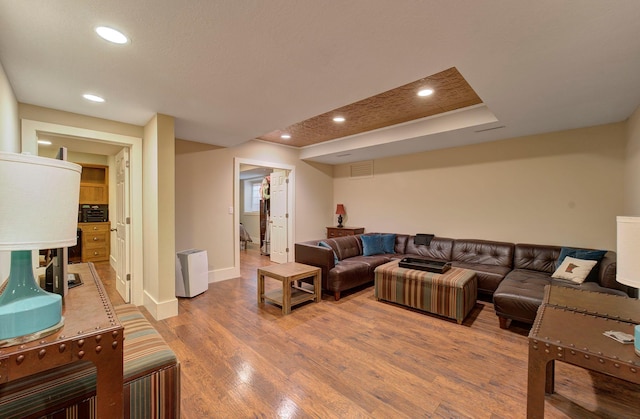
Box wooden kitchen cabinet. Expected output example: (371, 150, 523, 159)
(78, 164, 109, 204)
(78, 222, 111, 262)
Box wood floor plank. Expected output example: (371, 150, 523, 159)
(92, 246, 640, 418)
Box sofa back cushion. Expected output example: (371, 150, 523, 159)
(405, 236, 454, 260)
(393, 234, 410, 254)
(452, 239, 514, 268)
(365, 233, 410, 254)
(323, 235, 363, 261)
(513, 243, 561, 273)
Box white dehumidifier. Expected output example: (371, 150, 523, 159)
(175, 249, 209, 297)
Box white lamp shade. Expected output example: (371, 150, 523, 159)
(616, 216, 640, 288)
(0, 152, 81, 250)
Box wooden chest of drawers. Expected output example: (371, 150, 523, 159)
(326, 226, 364, 238)
(78, 222, 110, 262)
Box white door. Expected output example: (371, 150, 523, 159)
(270, 169, 289, 263)
(115, 148, 131, 302)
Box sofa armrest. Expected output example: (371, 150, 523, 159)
(295, 241, 334, 289)
(598, 252, 638, 298)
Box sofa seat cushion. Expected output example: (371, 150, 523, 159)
(328, 260, 372, 292)
(348, 254, 392, 265)
(450, 262, 511, 294)
(493, 269, 552, 324)
(348, 255, 393, 275)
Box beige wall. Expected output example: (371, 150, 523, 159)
(36, 148, 109, 165)
(0, 61, 19, 281)
(334, 123, 627, 251)
(175, 139, 333, 280)
(143, 114, 177, 319)
(19, 103, 142, 139)
(625, 105, 640, 215)
(0, 62, 19, 152)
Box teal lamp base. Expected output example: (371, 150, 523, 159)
(635, 325, 640, 358)
(0, 250, 63, 346)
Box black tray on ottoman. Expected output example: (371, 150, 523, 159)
(398, 257, 451, 274)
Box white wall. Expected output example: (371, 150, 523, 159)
(175, 139, 333, 281)
(624, 105, 640, 215)
(334, 122, 627, 251)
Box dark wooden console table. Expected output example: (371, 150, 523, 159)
(326, 226, 364, 238)
(0, 263, 124, 418)
(527, 285, 640, 418)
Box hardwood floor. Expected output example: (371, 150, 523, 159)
(93, 246, 640, 418)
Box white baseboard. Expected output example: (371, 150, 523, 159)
(143, 291, 178, 320)
(209, 266, 240, 283)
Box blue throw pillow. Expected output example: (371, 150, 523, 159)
(362, 234, 385, 256)
(556, 247, 607, 282)
(318, 241, 339, 265)
(381, 234, 396, 254)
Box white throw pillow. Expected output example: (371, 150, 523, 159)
(551, 256, 598, 284)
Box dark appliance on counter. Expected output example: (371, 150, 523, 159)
(79, 204, 109, 222)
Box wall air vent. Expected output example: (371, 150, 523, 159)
(350, 160, 373, 179)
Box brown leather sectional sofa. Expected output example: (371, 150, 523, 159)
(294, 233, 637, 328)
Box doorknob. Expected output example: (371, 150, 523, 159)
(110, 228, 117, 232)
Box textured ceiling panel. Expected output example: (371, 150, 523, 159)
(258, 67, 482, 147)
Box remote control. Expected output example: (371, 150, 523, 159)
(603, 330, 635, 344)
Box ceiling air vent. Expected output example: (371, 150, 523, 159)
(350, 160, 373, 179)
(474, 125, 506, 133)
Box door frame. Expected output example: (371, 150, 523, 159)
(234, 158, 295, 271)
(21, 119, 144, 305)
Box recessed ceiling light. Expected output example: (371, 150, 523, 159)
(333, 116, 346, 123)
(95, 26, 129, 44)
(37, 140, 52, 145)
(83, 94, 105, 103)
(417, 88, 434, 97)
(280, 134, 291, 139)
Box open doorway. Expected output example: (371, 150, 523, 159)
(37, 136, 132, 302)
(235, 159, 295, 273)
(23, 119, 143, 305)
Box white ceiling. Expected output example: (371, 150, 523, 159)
(1, 1, 639, 164)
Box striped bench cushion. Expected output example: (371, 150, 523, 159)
(0, 304, 179, 419)
(375, 261, 477, 324)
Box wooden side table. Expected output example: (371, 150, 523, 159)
(0, 263, 123, 418)
(257, 262, 321, 314)
(527, 285, 640, 418)
(326, 226, 364, 238)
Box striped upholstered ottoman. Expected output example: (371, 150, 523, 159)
(374, 260, 477, 324)
(0, 304, 180, 418)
